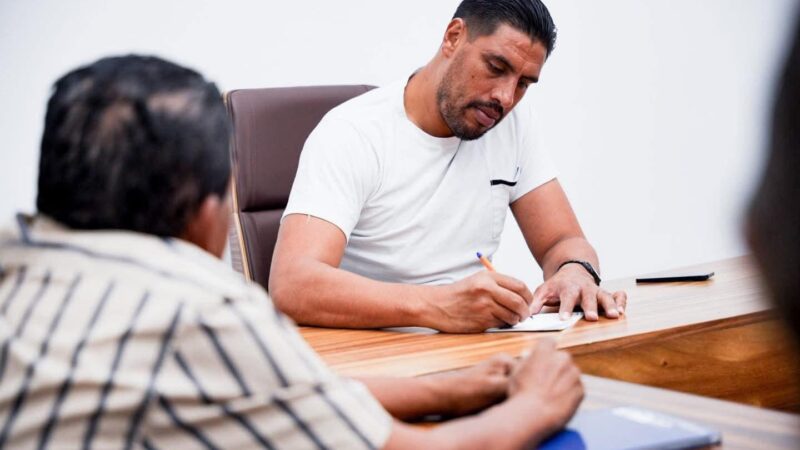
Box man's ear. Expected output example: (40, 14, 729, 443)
(180, 193, 231, 258)
(441, 18, 468, 58)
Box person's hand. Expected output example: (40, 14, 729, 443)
(428, 354, 516, 417)
(530, 264, 627, 321)
(434, 271, 533, 333)
(508, 339, 583, 434)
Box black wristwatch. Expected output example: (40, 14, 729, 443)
(557, 260, 601, 286)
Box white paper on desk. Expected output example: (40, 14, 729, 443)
(485, 312, 583, 332)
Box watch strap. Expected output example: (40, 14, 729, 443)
(557, 260, 601, 286)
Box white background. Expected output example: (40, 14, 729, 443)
(0, 1, 797, 287)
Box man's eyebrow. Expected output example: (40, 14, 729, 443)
(484, 52, 539, 84)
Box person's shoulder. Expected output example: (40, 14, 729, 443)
(155, 239, 260, 306)
(180, 275, 276, 319)
(328, 81, 401, 116)
(321, 81, 404, 135)
(502, 100, 536, 134)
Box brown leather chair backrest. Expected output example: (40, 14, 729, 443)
(226, 85, 375, 290)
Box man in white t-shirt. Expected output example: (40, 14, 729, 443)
(272, 0, 627, 333)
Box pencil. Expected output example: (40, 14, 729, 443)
(476, 252, 496, 272)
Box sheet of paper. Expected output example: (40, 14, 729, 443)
(485, 312, 583, 333)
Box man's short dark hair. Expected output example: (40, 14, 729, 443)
(37, 55, 230, 238)
(747, 17, 800, 341)
(453, 0, 557, 56)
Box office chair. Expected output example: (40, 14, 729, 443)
(225, 85, 375, 290)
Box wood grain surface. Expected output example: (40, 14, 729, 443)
(300, 256, 800, 409)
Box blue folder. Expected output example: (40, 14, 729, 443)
(538, 406, 721, 450)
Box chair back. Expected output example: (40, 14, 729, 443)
(225, 85, 375, 289)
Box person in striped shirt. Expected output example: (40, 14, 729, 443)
(0, 54, 582, 449)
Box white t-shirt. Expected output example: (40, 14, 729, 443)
(284, 79, 557, 285)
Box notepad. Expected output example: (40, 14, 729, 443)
(538, 406, 721, 450)
(485, 312, 583, 332)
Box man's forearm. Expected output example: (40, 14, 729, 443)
(270, 258, 446, 328)
(385, 395, 559, 450)
(540, 236, 599, 279)
(358, 376, 450, 421)
(271, 215, 534, 332)
(360, 356, 512, 421)
(429, 395, 558, 449)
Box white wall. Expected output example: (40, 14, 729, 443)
(0, 1, 796, 285)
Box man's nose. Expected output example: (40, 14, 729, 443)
(491, 79, 516, 111)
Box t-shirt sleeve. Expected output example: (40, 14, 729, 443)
(144, 289, 392, 449)
(283, 116, 380, 239)
(510, 105, 559, 203)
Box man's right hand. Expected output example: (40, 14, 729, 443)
(384, 339, 585, 450)
(509, 339, 584, 436)
(429, 271, 534, 333)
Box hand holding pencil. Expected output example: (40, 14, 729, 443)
(425, 251, 534, 333)
(477, 252, 496, 272)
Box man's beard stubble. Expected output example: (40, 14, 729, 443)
(435, 58, 505, 141)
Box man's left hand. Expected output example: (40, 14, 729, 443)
(427, 353, 515, 418)
(530, 264, 627, 321)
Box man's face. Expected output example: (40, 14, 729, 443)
(437, 23, 547, 140)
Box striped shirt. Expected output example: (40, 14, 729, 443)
(0, 214, 391, 449)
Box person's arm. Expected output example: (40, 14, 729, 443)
(269, 214, 533, 333)
(357, 355, 514, 421)
(511, 179, 627, 320)
(383, 339, 584, 450)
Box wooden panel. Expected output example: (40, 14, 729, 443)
(580, 375, 800, 449)
(574, 319, 800, 411)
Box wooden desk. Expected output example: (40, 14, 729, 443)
(301, 256, 800, 410)
(578, 375, 800, 449)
